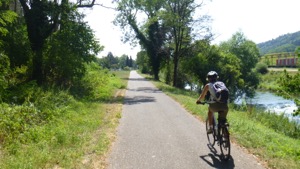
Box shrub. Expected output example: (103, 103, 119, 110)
(256, 62, 269, 74)
(0, 87, 75, 144)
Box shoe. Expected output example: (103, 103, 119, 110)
(207, 128, 213, 134)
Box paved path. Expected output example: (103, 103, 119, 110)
(108, 71, 265, 169)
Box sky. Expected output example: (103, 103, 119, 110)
(83, 0, 300, 59)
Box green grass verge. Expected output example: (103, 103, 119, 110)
(149, 77, 300, 169)
(0, 70, 130, 168)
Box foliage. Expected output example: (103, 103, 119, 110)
(0, 71, 128, 168)
(278, 70, 300, 116)
(70, 63, 117, 101)
(255, 62, 269, 74)
(161, 0, 211, 87)
(274, 47, 300, 116)
(98, 52, 135, 70)
(0, 8, 17, 46)
(44, 9, 102, 87)
(246, 108, 300, 139)
(181, 39, 243, 101)
(258, 71, 282, 92)
(0, 67, 126, 148)
(219, 32, 260, 97)
(114, 0, 211, 84)
(114, 0, 167, 80)
(279, 70, 300, 94)
(258, 31, 300, 55)
(136, 50, 151, 73)
(18, 0, 98, 84)
(0, 53, 10, 94)
(0, 84, 75, 145)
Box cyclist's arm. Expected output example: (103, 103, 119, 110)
(196, 84, 209, 102)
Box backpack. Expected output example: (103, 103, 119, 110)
(213, 81, 229, 103)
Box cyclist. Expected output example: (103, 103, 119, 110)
(196, 71, 229, 134)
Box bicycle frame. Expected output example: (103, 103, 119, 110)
(197, 101, 230, 160)
(206, 111, 231, 161)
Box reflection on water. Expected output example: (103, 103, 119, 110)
(236, 92, 299, 124)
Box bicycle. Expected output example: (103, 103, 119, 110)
(197, 101, 231, 161)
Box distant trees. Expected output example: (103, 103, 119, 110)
(136, 50, 150, 74)
(98, 52, 135, 70)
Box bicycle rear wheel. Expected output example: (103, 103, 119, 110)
(219, 125, 230, 160)
(206, 117, 215, 146)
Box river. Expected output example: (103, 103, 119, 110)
(185, 84, 299, 124)
(236, 91, 299, 124)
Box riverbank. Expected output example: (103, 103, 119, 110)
(258, 70, 299, 97)
(268, 67, 299, 72)
(236, 91, 299, 124)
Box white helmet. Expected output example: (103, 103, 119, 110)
(207, 71, 218, 79)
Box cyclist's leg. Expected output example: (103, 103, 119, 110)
(217, 103, 228, 124)
(206, 109, 214, 133)
(208, 104, 217, 128)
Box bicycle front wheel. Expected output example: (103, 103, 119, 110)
(219, 126, 230, 161)
(206, 117, 215, 146)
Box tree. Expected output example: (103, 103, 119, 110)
(162, 0, 211, 87)
(118, 54, 128, 69)
(44, 9, 102, 86)
(278, 47, 300, 116)
(136, 50, 150, 73)
(181, 40, 242, 99)
(18, 0, 97, 84)
(114, 0, 167, 80)
(219, 32, 260, 97)
(114, 0, 211, 84)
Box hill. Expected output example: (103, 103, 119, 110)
(257, 31, 300, 55)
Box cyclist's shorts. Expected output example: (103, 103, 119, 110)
(209, 103, 228, 120)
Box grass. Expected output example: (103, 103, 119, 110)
(0, 70, 130, 168)
(147, 75, 300, 169)
(258, 70, 298, 92)
(258, 71, 282, 92)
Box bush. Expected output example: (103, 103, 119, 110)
(0, 86, 75, 144)
(255, 62, 269, 74)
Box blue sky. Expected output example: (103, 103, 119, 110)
(84, 0, 300, 58)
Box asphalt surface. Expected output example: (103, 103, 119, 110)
(108, 71, 266, 169)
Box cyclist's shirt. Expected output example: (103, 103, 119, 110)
(207, 82, 217, 103)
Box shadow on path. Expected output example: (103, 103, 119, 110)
(127, 87, 162, 93)
(124, 96, 156, 105)
(199, 144, 235, 169)
(122, 77, 149, 81)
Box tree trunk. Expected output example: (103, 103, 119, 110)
(32, 49, 44, 85)
(173, 54, 178, 87)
